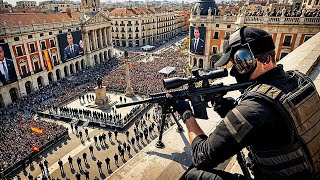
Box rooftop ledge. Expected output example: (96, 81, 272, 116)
(108, 32, 320, 180)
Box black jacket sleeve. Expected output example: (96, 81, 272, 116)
(191, 98, 274, 168)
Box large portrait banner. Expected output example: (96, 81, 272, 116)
(190, 26, 206, 55)
(57, 30, 84, 63)
(0, 43, 18, 86)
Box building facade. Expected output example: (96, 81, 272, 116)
(16, 1, 37, 9)
(0, 0, 12, 13)
(109, 7, 186, 47)
(39, 0, 82, 13)
(0, 0, 114, 107)
(189, 0, 320, 70)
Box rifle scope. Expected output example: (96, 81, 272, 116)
(163, 68, 228, 90)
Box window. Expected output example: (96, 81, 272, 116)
(212, 47, 217, 54)
(283, 35, 292, 46)
(68, 29, 71, 32)
(59, 30, 62, 33)
(40, 33, 44, 37)
(49, 32, 53, 35)
(214, 32, 219, 39)
(34, 61, 40, 71)
(40, 41, 46, 50)
(28, 35, 33, 39)
(280, 52, 288, 59)
(21, 65, 27, 75)
(29, 43, 36, 53)
(225, 32, 230, 40)
(76, 28, 79, 30)
(0, 39, 4, 43)
(201, 24, 204, 26)
(50, 39, 55, 48)
(216, 24, 219, 27)
(227, 25, 231, 28)
(14, 37, 20, 41)
(16, 46, 23, 56)
(303, 35, 312, 42)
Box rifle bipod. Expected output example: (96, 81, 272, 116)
(155, 104, 184, 149)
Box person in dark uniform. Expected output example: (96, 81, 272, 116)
(44, 159, 49, 170)
(89, 145, 94, 156)
(94, 136, 98, 145)
(75, 172, 81, 180)
(68, 155, 73, 169)
(28, 173, 33, 180)
(97, 160, 103, 174)
(85, 128, 89, 138)
(114, 130, 118, 140)
(170, 26, 320, 179)
(125, 131, 129, 140)
(77, 157, 82, 170)
(131, 137, 135, 146)
(84, 170, 90, 180)
(127, 145, 131, 156)
(82, 152, 88, 164)
(108, 131, 112, 141)
(39, 162, 45, 174)
(114, 153, 119, 166)
(105, 157, 111, 171)
(58, 159, 63, 173)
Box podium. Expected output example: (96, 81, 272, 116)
(95, 86, 108, 105)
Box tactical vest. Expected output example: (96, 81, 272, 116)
(242, 70, 320, 179)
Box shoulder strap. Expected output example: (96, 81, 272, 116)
(245, 84, 296, 132)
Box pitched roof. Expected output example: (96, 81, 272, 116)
(0, 12, 81, 28)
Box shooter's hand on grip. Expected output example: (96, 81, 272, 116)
(213, 97, 236, 118)
(166, 94, 192, 116)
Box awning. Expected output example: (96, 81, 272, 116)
(158, 66, 176, 75)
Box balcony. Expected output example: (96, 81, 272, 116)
(120, 24, 125, 26)
(107, 32, 320, 180)
(135, 29, 139, 32)
(127, 24, 132, 26)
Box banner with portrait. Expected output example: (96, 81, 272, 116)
(57, 30, 84, 63)
(0, 43, 18, 86)
(190, 26, 206, 55)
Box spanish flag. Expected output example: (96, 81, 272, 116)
(30, 126, 43, 135)
(32, 145, 40, 152)
(43, 50, 53, 71)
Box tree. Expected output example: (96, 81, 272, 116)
(183, 35, 190, 49)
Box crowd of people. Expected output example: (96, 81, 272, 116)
(0, 119, 67, 174)
(0, 39, 189, 178)
(105, 49, 188, 95)
(22, 106, 175, 180)
(0, 58, 122, 176)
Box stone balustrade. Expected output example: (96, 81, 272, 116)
(190, 14, 320, 26)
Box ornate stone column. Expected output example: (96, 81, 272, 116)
(103, 27, 107, 47)
(99, 28, 103, 49)
(93, 30, 97, 50)
(85, 31, 91, 53)
(125, 51, 133, 97)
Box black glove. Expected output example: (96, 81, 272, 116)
(166, 94, 192, 116)
(213, 97, 236, 118)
